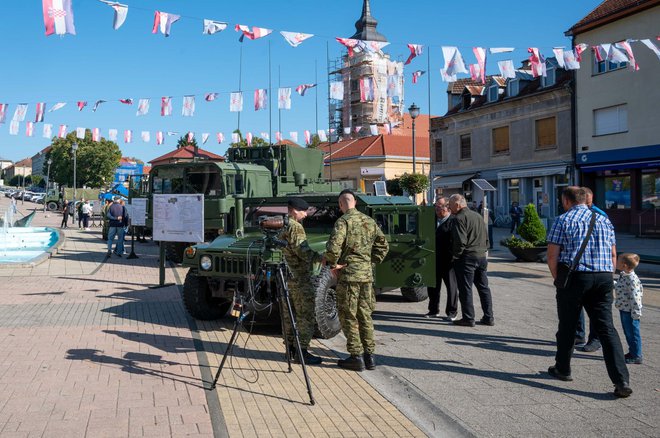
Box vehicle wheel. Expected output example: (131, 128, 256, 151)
(47, 201, 59, 212)
(182, 270, 232, 320)
(401, 286, 428, 302)
(164, 242, 188, 263)
(313, 267, 341, 339)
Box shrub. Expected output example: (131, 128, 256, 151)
(501, 235, 535, 249)
(518, 203, 547, 244)
(386, 178, 403, 196)
(399, 173, 429, 196)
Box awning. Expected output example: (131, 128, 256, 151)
(580, 160, 660, 172)
(434, 173, 476, 189)
(497, 165, 567, 179)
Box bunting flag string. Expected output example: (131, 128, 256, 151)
(203, 19, 227, 35)
(119, 98, 133, 105)
(280, 31, 314, 47)
(9, 120, 19, 135)
(202, 133, 210, 144)
(216, 132, 224, 144)
(108, 128, 117, 141)
(76, 127, 85, 139)
(49, 102, 66, 112)
(330, 81, 344, 100)
(92, 127, 100, 142)
(124, 129, 132, 143)
(156, 131, 164, 145)
(235, 24, 272, 41)
(405, 44, 423, 65)
(304, 130, 311, 145)
(141, 131, 150, 142)
(152, 11, 180, 37)
(295, 84, 317, 96)
(99, 1, 128, 30)
(229, 92, 243, 112)
(59, 124, 68, 138)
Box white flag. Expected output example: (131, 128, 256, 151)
(92, 127, 100, 142)
(156, 131, 164, 145)
(490, 47, 515, 54)
(304, 130, 311, 145)
(43, 123, 52, 138)
(187, 132, 194, 142)
(497, 60, 516, 79)
(48, 102, 67, 112)
(124, 130, 132, 143)
(12, 104, 27, 122)
(563, 50, 580, 70)
(290, 131, 298, 142)
(58, 125, 68, 138)
(182, 96, 195, 117)
(442, 46, 468, 77)
(230, 92, 243, 112)
(278, 88, 291, 110)
(231, 132, 240, 143)
(343, 127, 351, 135)
(202, 133, 210, 144)
(9, 120, 19, 135)
(553, 48, 566, 68)
(99, 1, 128, 30)
(330, 81, 344, 100)
(641, 39, 660, 61)
(217, 132, 224, 144)
(108, 129, 117, 141)
(161, 97, 172, 116)
(26, 122, 34, 137)
(0, 104, 7, 124)
(369, 124, 378, 136)
(280, 31, 314, 47)
(318, 130, 327, 142)
(141, 131, 150, 142)
(203, 19, 227, 35)
(136, 98, 150, 116)
(76, 127, 86, 139)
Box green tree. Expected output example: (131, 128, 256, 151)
(307, 134, 321, 149)
(518, 203, 547, 244)
(229, 129, 269, 148)
(31, 175, 44, 188)
(386, 178, 403, 196)
(47, 130, 122, 189)
(176, 135, 198, 149)
(399, 173, 429, 196)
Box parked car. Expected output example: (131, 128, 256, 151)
(32, 194, 45, 204)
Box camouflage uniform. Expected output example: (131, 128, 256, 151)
(279, 216, 318, 348)
(325, 208, 389, 355)
(101, 202, 110, 240)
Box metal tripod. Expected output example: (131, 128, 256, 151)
(209, 261, 316, 405)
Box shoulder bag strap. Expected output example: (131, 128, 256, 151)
(570, 211, 597, 270)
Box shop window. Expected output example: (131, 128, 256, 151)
(536, 117, 556, 149)
(509, 179, 520, 204)
(641, 170, 660, 208)
(594, 104, 627, 136)
(460, 134, 472, 160)
(604, 175, 631, 209)
(492, 126, 509, 155)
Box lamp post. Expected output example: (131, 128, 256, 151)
(44, 158, 52, 213)
(408, 103, 420, 174)
(71, 143, 78, 202)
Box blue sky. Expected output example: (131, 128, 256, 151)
(0, 0, 603, 163)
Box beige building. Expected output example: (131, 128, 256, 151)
(567, 0, 660, 232)
(4, 158, 32, 184)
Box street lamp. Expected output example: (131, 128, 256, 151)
(408, 103, 420, 174)
(71, 143, 78, 202)
(44, 158, 52, 213)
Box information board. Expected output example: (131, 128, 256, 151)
(127, 198, 147, 226)
(152, 194, 204, 243)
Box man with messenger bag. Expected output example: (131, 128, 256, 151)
(546, 186, 632, 398)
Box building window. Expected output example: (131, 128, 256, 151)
(492, 126, 510, 155)
(593, 53, 628, 74)
(641, 169, 660, 208)
(488, 85, 499, 102)
(434, 139, 443, 163)
(535, 117, 556, 149)
(594, 104, 628, 136)
(507, 79, 519, 97)
(508, 179, 520, 204)
(541, 67, 555, 87)
(460, 134, 471, 160)
(604, 175, 631, 209)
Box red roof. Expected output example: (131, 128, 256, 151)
(273, 139, 301, 147)
(319, 134, 429, 162)
(149, 145, 225, 166)
(567, 0, 659, 35)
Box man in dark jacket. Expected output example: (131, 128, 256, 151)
(449, 194, 494, 327)
(106, 198, 126, 257)
(425, 197, 458, 320)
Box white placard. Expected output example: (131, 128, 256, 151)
(128, 198, 148, 226)
(152, 194, 204, 243)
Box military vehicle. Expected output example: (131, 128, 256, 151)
(180, 192, 436, 337)
(140, 145, 333, 262)
(44, 187, 102, 211)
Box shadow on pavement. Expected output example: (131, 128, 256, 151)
(21, 291, 66, 296)
(487, 270, 546, 279)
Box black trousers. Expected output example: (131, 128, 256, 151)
(454, 256, 493, 321)
(555, 271, 628, 385)
(61, 213, 69, 228)
(427, 266, 458, 315)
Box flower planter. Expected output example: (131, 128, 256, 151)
(507, 246, 548, 262)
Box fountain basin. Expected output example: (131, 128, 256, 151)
(0, 227, 64, 266)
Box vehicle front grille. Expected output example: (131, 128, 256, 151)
(215, 256, 247, 275)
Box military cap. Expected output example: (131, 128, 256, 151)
(288, 197, 309, 211)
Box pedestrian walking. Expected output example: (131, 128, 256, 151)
(119, 199, 129, 255)
(509, 201, 522, 234)
(60, 199, 69, 228)
(425, 197, 458, 320)
(279, 197, 323, 365)
(81, 200, 92, 230)
(614, 253, 644, 365)
(106, 197, 126, 257)
(67, 199, 76, 226)
(323, 189, 389, 371)
(77, 199, 84, 229)
(546, 186, 631, 398)
(449, 194, 494, 327)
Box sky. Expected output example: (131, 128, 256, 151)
(0, 0, 605, 164)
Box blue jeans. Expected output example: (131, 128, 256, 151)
(619, 311, 642, 359)
(107, 226, 125, 253)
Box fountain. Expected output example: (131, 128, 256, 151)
(0, 208, 63, 266)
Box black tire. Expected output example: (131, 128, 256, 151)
(164, 242, 188, 263)
(47, 201, 59, 212)
(182, 270, 232, 320)
(313, 267, 342, 339)
(401, 286, 428, 302)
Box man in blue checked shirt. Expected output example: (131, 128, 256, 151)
(546, 186, 632, 398)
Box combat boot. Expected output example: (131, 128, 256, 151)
(296, 350, 323, 365)
(363, 353, 376, 370)
(338, 355, 365, 371)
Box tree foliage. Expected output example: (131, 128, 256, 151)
(47, 130, 122, 189)
(518, 203, 547, 244)
(399, 173, 429, 196)
(307, 134, 321, 149)
(386, 178, 403, 196)
(176, 135, 198, 149)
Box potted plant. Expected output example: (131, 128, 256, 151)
(501, 204, 548, 262)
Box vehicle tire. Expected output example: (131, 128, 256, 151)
(164, 242, 188, 263)
(182, 270, 232, 320)
(47, 201, 59, 212)
(401, 286, 428, 302)
(313, 267, 342, 339)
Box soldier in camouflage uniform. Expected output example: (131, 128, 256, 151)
(101, 199, 112, 241)
(278, 197, 323, 365)
(324, 189, 389, 371)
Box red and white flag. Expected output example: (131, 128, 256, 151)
(290, 131, 298, 142)
(77, 101, 87, 111)
(204, 92, 218, 101)
(119, 98, 133, 105)
(360, 77, 374, 100)
(304, 130, 311, 145)
(330, 81, 344, 100)
(187, 132, 194, 143)
(497, 60, 516, 79)
(152, 11, 180, 37)
(280, 31, 314, 47)
(136, 98, 150, 116)
(616, 40, 639, 70)
(42, 0, 76, 36)
(593, 45, 605, 63)
(124, 130, 132, 143)
(278, 88, 291, 110)
(0, 104, 7, 124)
(254, 89, 268, 111)
(296, 84, 317, 96)
(58, 124, 67, 138)
(202, 133, 210, 144)
(405, 44, 423, 65)
(336, 37, 360, 57)
(469, 64, 481, 82)
(354, 126, 362, 134)
(217, 132, 224, 144)
(161, 97, 172, 116)
(99, 0, 128, 30)
(384, 123, 392, 135)
(235, 24, 272, 41)
(108, 129, 117, 141)
(442, 46, 468, 77)
(43, 124, 52, 138)
(35, 103, 45, 122)
(156, 131, 164, 145)
(9, 121, 19, 136)
(48, 102, 66, 112)
(26, 122, 34, 137)
(473, 47, 487, 84)
(275, 131, 282, 143)
(182, 96, 195, 117)
(230, 92, 243, 112)
(141, 131, 150, 142)
(574, 43, 588, 62)
(553, 48, 566, 69)
(76, 127, 85, 139)
(92, 127, 100, 142)
(641, 39, 660, 61)
(246, 132, 253, 146)
(528, 48, 545, 78)
(412, 70, 425, 84)
(13, 104, 28, 122)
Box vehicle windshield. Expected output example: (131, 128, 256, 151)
(151, 165, 224, 198)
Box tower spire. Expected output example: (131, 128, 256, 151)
(350, 0, 387, 42)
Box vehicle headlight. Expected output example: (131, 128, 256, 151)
(184, 246, 196, 258)
(200, 255, 213, 271)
